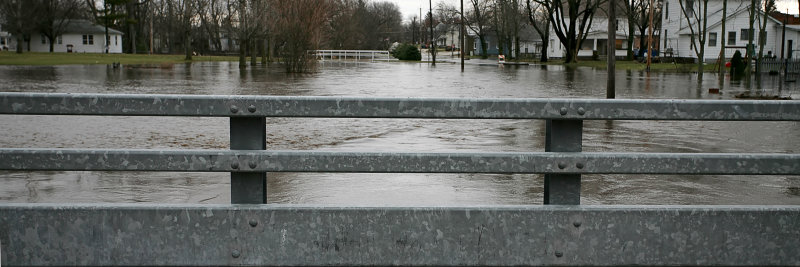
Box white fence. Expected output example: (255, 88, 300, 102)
(314, 50, 394, 62)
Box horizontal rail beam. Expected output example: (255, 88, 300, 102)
(1, 204, 798, 266)
(1, 149, 798, 174)
(2, 93, 798, 120)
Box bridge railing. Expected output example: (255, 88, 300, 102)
(1, 92, 799, 266)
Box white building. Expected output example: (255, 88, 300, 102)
(548, 12, 630, 58)
(661, 0, 800, 60)
(0, 30, 15, 51)
(27, 19, 123, 53)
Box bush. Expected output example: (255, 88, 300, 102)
(391, 43, 421, 61)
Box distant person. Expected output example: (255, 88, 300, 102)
(730, 50, 746, 78)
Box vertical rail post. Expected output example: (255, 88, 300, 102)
(544, 119, 582, 204)
(230, 117, 267, 204)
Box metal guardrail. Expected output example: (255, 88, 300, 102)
(1, 92, 799, 266)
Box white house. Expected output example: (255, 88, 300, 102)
(0, 30, 16, 51)
(468, 24, 542, 57)
(661, 0, 800, 61)
(28, 19, 123, 53)
(548, 10, 630, 58)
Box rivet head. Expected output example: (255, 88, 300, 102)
(555, 251, 564, 257)
(573, 221, 582, 227)
(249, 220, 258, 227)
(247, 105, 256, 113)
(558, 162, 567, 169)
(231, 161, 239, 169)
(577, 107, 586, 115)
(248, 161, 257, 169)
(231, 249, 241, 258)
(559, 107, 568, 115)
(230, 105, 239, 113)
(576, 162, 584, 169)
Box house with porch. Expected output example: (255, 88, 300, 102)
(24, 19, 123, 53)
(661, 0, 800, 61)
(547, 7, 631, 59)
(469, 24, 543, 58)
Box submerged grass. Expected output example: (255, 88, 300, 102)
(540, 59, 719, 72)
(0, 51, 239, 65)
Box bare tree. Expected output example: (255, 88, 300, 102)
(272, 0, 328, 72)
(526, 0, 550, 61)
(678, 0, 709, 78)
(183, 0, 193, 60)
(535, 0, 603, 63)
(39, 0, 85, 52)
(466, 0, 491, 58)
(756, 0, 775, 62)
(0, 0, 39, 53)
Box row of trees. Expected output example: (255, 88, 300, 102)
(0, 0, 404, 72)
(419, 0, 663, 63)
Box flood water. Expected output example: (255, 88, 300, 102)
(1, 60, 798, 205)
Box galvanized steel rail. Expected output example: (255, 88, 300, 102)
(1, 92, 799, 266)
(2, 92, 799, 120)
(1, 149, 799, 175)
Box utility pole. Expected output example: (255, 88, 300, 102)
(607, 0, 616, 98)
(782, 10, 787, 59)
(718, 0, 727, 77)
(461, 0, 465, 72)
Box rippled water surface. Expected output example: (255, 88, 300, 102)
(1, 61, 798, 205)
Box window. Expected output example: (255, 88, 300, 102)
(82, 35, 94, 45)
(1, 37, 5, 45)
(709, 32, 717, 47)
(741, 29, 750, 41)
(615, 19, 619, 31)
(728, 31, 736, 45)
(41, 34, 46, 44)
(115, 35, 118, 45)
(57, 35, 62, 45)
(666, 2, 669, 19)
(664, 29, 668, 48)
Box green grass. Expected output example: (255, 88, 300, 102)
(0, 51, 239, 65)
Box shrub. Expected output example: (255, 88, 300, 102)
(392, 43, 422, 61)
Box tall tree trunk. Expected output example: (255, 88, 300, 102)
(250, 39, 256, 66)
(479, 37, 487, 58)
(627, 16, 634, 60)
(607, 0, 615, 99)
(260, 39, 266, 64)
(184, 0, 192, 60)
(429, 0, 435, 65)
(238, 0, 246, 68)
(16, 37, 23, 53)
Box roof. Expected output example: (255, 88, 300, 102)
(62, 20, 123, 35)
(679, 6, 782, 35)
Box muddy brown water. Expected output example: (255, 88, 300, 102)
(1, 61, 798, 205)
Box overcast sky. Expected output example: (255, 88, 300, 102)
(385, 0, 800, 23)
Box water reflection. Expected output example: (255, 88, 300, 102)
(0, 62, 797, 205)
